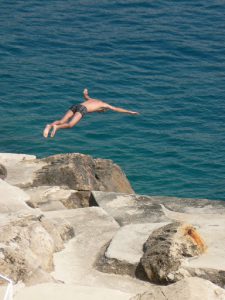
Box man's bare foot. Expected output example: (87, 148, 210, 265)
(83, 88, 89, 99)
(43, 124, 51, 138)
(50, 125, 57, 138)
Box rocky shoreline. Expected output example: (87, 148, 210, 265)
(0, 152, 225, 299)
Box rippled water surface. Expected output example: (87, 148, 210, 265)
(1, 1, 225, 200)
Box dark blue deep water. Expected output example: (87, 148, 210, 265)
(1, 1, 225, 200)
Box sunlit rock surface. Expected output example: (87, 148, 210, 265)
(0, 152, 225, 300)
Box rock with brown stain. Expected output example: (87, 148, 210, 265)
(140, 222, 206, 284)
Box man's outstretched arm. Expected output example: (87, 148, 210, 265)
(104, 104, 140, 115)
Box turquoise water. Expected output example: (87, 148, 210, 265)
(1, 1, 225, 200)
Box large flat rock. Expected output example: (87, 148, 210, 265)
(131, 277, 225, 300)
(92, 191, 225, 287)
(45, 207, 120, 283)
(44, 207, 151, 295)
(0, 153, 46, 187)
(14, 283, 133, 300)
(13, 277, 225, 300)
(91, 192, 169, 225)
(91, 191, 225, 225)
(0, 153, 36, 163)
(4, 277, 225, 300)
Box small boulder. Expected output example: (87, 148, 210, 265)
(33, 153, 134, 194)
(140, 222, 206, 284)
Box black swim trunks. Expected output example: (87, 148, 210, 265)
(69, 104, 88, 117)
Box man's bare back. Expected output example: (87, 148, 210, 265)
(80, 98, 108, 113)
(43, 88, 139, 138)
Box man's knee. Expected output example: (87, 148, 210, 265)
(53, 120, 62, 125)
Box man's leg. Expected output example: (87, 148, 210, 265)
(52, 110, 74, 125)
(50, 112, 83, 138)
(43, 110, 74, 138)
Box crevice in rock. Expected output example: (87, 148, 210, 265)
(89, 192, 99, 207)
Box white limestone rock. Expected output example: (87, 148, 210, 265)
(96, 222, 169, 278)
(14, 283, 133, 300)
(131, 277, 225, 300)
(0, 179, 31, 213)
(92, 191, 225, 287)
(105, 223, 169, 265)
(91, 191, 225, 225)
(0, 153, 36, 164)
(0, 153, 46, 187)
(24, 186, 90, 211)
(44, 208, 150, 295)
(0, 213, 74, 284)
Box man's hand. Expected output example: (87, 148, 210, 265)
(129, 111, 140, 115)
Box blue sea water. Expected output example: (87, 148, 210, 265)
(1, 1, 225, 200)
